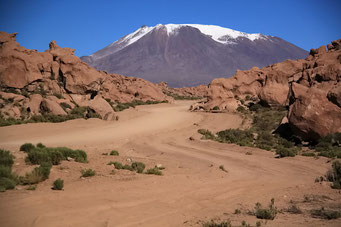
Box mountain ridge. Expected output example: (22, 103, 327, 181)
(81, 24, 308, 87)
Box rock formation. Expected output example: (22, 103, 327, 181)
(287, 40, 341, 141)
(193, 39, 341, 142)
(0, 32, 171, 121)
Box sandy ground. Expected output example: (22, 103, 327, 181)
(0, 100, 340, 227)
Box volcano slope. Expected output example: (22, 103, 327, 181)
(0, 101, 340, 227)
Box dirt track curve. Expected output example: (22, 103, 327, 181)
(0, 101, 340, 227)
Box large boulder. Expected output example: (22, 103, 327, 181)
(287, 40, 341, 142)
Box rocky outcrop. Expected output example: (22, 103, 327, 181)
(0, 32, 171, 121)
(287, 40, 341, 141)
(192, 39, 340, 142)
(193, 60, 304, 111)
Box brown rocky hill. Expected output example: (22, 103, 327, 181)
(0, 32, 172, 123)
(192, 39, 341, 142)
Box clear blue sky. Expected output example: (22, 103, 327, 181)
(1, 0, 340, 57)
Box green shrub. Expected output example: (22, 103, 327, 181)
(314, 133, 341, 158)
(275, 147, 298, 158)
(234, 209, 241, 214)
(0, 151, 18, 191)
(0, 165, 13, 179)
(122, 164, 134, 171)
(54, 93, 64, 99)
(70, 106, 87, 117)
(202, 220, 231, 227)
(113, 100, 168, 112)
(52, 178, 64, 190)
(26, 185, 37, 190)
(110, 150, 119, 156)
(60, 102, 71, 110)
(302, 152, 316, 157)
(212, 106, 220, 111)
(26, 149, 48, 164)
(216, 129, 253, 147)
(198, 129, 215, 140)
(56, 147, 87, 163)
(145, 167, 162, 175)
(112, 162, 123, 169)
(254, 198, 277, 220)
(21, 162, 52, 184)
(236, 105, 246, 113)
(81, 169, 96, 177)
(0, 177, 16, 190)
(24, 144, 87, 165)
(287, 204, 302, 214)
(310, 207, 341, 220)
(0, 149, 14, 167)
(36, 143, 46, 149)
(255, 132, 276, 150)
(131, 162, 145, 173)
(20, 143, 35, 153)
(326, 161, 341, 189)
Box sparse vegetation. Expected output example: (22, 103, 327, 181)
(20, 162, 52, 184)
(275, 147, 298, 158)
(60, 102, 71, 110)
(110, 150, 119, 156)
(202, 220, 231, 227)
(20, 143, 35, 153)
(234, 209, 241, 214)
(109, 161, 147, 174)
(122, 164, 134, 171)
(145, 167, 163, 175)
(216, 129, 253, 147)
(23, 143, 87, 165)
(198, 129, 215, 140)
(197, 105, 301, 157)
(301, 152, 316, 157)
(26, 185, 37, 190)
(53, 93, 64, 99)
(287, 204, 302, 214)
(313, 133, 341, 158)
(131, 162, 146, 173)
(219, 165, 228, 173)
(0, 105, 102, 127)
(111, 161, 123, 169)
(0, 149, 18, 191)
(163, 90, 202, 100)
(310, 207, 341, 220)
(52, 178, 64, 190)
(253, 198, 277, 220)
(325, 160, 341, 189)
(202, 220, 259, 227)
(81, 169, 96, 177)
(113, 100, 168, 112)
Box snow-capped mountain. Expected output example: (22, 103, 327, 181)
(81, 24, 308, 87)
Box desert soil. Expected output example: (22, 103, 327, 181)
(0, 101, 340, 227)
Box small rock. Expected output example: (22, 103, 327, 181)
(67, 157, 74, 162)
(156, 164, 163, 169)
(126, 158, 132, 163)
(189, 136, 195, 141)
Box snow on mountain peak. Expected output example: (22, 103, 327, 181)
(114, 24, 266, 48)
(92, 24, 267, 59)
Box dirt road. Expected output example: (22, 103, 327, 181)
(0, 101, 340, 227)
